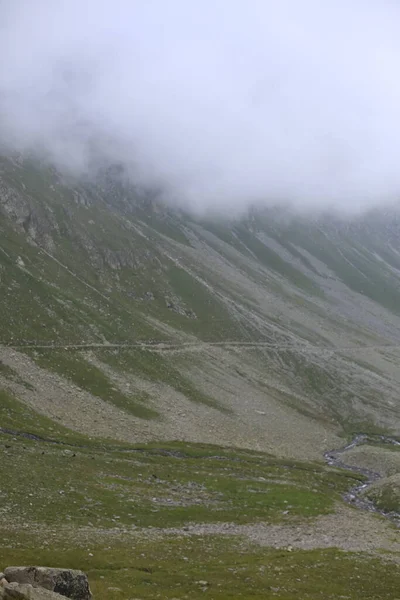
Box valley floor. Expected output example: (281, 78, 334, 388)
(1, 419, 400, 599)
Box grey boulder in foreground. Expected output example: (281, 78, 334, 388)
(3, 569, 91, 600)
(0, 582, 68, 600)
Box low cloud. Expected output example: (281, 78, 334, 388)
(1, 0, 400, 214)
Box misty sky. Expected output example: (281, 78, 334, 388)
(1, 0, 400, 214)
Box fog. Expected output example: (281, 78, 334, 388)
(1, 0, 400, 214)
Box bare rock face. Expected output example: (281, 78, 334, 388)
(4, 569, 91, 600)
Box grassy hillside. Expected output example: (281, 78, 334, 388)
(2, 155, 400, 452)
(3, 155, 400, 599)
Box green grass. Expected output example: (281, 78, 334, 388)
(0, 382, 396, 600)
(0, 387, 66, 435)
(98, 347, 230, 412)
(340, 422, 397, 439)
(367, 484, 400, 513)
(3, 155, 400, 439)
(0, 388, 114, 445)
(165, 265, 240, 339)
(0, 361, 35, 390)
(0, 159, 241, 346)
(1, 532, 400, 600)
(365, 467, 400, 513)
(0, 428, 365, 529)
(279, 220, 400, 316)
(233, 224, 324, 297)
(24, 349, 159, 420)
(20, 346, 228, 414)
(0, 361, 17, 379)
(0, 419, 382, 600)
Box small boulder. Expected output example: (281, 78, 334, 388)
(4, 569, 91, 600)
(62, 450, 74, 458)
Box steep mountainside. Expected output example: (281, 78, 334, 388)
(3, 152, 400, 599)
(2, 154, 400, 458)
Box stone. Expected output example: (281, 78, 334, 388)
(62, 450, 74, 458)
(4, 569, 91, 600)
(1, 583, 66, 600)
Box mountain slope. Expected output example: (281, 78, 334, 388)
(2, 155, 400, 459)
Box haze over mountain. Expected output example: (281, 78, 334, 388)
(2, 0, 400, 213)
(1, 0, 400, 473)
(2, 3, 400, 598)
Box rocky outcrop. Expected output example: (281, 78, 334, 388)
(0, 582, 67, 600)
(2, 569, 91, 600)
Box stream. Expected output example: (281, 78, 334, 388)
(324, 434, 400, 526)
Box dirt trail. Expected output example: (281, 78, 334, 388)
(4, 340, 400, 354)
